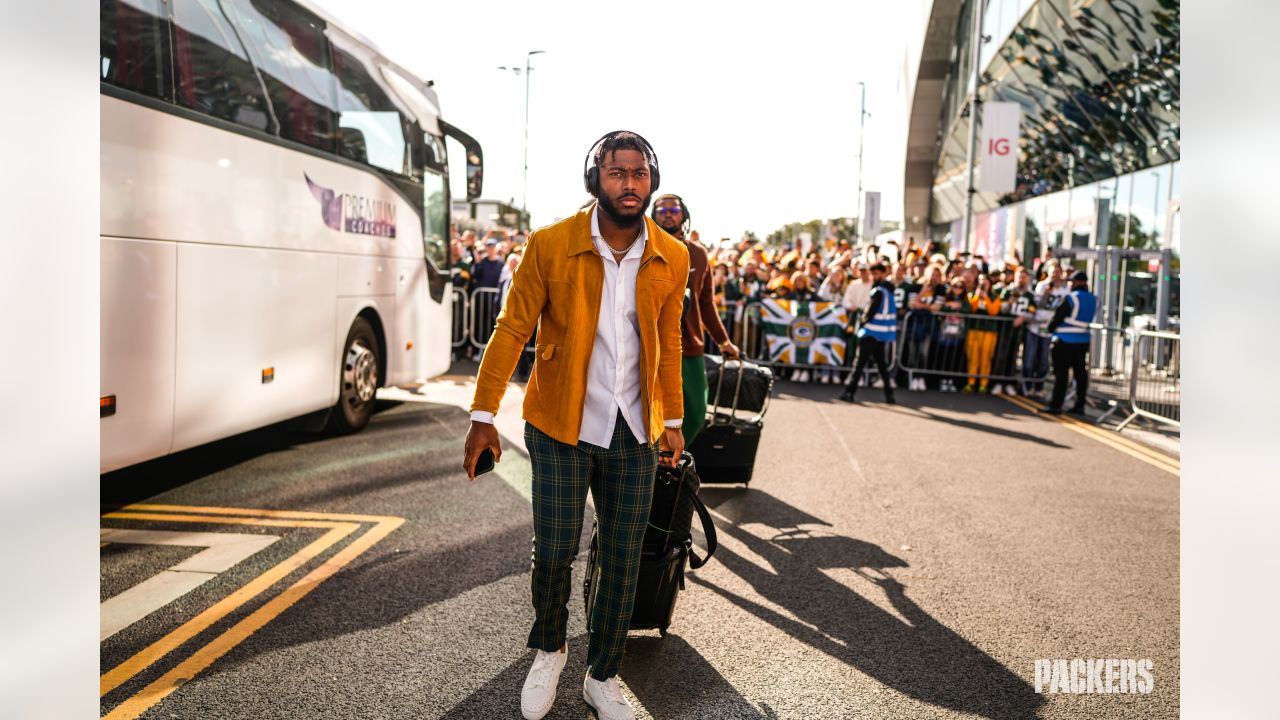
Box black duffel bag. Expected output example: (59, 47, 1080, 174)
(583, 452, 716, 635)
(640, 451, 717, 564)
(705, 356, 774, 416)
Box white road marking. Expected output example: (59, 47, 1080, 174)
(381, 381, 534, 503)
(100, 529, 279, 641)
(817, 404, 867, 481)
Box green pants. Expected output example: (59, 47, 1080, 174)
(682, 355, 709, 443)
(524, 414, 656, 680)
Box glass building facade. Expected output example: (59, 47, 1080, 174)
(908, 0, 1180, 320)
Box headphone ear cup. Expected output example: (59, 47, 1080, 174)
(649, 165, 660, 193)
(584, 167, 598, 196)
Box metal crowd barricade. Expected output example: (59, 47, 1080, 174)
(896, 311, 1045, 390)
(467, 287, 501, 351)
(1118, 330, 1181, 429)
(450, 286, 469, 351)
(1082, 324, 1133, 422)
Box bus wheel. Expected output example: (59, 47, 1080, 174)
(329, 317, 379, 433)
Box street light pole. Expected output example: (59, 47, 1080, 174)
(960, 0, 986, 256)
(1149, 171, 1160, 246)
(522, 50, 544, 229)
(499, 50, 544, 230)
(854, 81, 868, 245)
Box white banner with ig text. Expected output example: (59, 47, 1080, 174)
(979, 102, 1021, 193)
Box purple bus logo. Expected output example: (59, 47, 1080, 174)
(306, 173, 396, 238)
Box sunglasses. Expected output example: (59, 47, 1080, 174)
(655, 207, 683, 216)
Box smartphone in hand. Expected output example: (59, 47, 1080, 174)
(474, 447, 495, 477)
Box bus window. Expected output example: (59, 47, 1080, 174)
(332, 46, 409, 175)
(171, 0, 272, 131)
(423, 171, 449, 270)
(223, 0, 336, 152)
(101, 0, 168, 100)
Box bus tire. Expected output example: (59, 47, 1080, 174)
(328, 317, 379, 434)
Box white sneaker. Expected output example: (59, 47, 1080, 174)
(797, 370, 810, 383)
(991, 384, 1003, 395)
(583, 675, 635, 720)
(521, 646, 568, 720)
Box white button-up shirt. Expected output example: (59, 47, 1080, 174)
(581, 207, 648, 446)
(471, 206, 682, 446)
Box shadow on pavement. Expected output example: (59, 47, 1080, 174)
(440, 633, 589, 720)
(100, 399, 406, 511)
(896, 405, 1069, 449)
(699, 485, 832, 533)
(440, 633, 773, 720)
(621, 634, 776, 719)
(691, 488, 1044, 720)
(105, 400, 544, 687)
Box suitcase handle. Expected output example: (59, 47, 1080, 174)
(709, 359, 747, 421)
(708, 359, 769, 423)
(685, 484, 718, 569)
(656, 450, 694, 470)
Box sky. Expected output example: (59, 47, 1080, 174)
(311, 0, 923, 243)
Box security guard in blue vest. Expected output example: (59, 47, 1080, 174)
(839, 262, 897, 404)
(1044, 270, 1097, 415)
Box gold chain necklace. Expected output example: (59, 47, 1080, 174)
(607, 236, 640, 258)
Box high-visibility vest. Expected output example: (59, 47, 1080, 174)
(857, 285, 898, 342)
(1052, 289, 1096, 344)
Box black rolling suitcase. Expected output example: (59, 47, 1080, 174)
(689, 358, 771, 485)
(582, 452, 716, 636)
(704, 355, 774, 414)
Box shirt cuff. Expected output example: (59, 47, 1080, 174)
(470, 411, 496, 424)
(663, 419, 683, 429)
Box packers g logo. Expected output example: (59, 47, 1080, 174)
(789, 316, 817, 348)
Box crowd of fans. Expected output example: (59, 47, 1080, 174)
(449, 226, 1080, 399)
(703, 235, 1078, 398)
(450, 227, 527, 295)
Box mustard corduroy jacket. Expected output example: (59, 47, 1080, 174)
(470, 203, 690, 445)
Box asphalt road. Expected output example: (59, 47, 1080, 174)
(100, 370, 1178, 720)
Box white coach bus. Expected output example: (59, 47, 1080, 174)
(100, 0, 483, 472)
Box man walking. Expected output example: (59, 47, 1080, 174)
(462, 130, 689, 720)
(838, 262, 897, 404)
(1044, 270, 1097, 415)
(651, 193, 740, 443)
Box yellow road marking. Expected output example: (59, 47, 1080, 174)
(1002, 394, 1180, 473)
(1000, 395, 1179, 475)
(124, 503, 397, 523)
(1000, 394, 1176, 468)
(99, 515, 358, 696)
(100, 506, 403, 720)
(1002, 394, 1179, 468)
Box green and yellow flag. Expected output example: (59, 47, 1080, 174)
(759, 299, 848, 366)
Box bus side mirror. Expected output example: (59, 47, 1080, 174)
(441, 121, 483, 200)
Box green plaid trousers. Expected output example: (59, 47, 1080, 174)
(524, 413, 656, 680)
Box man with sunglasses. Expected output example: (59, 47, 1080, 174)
(652, 194, 740, 443)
